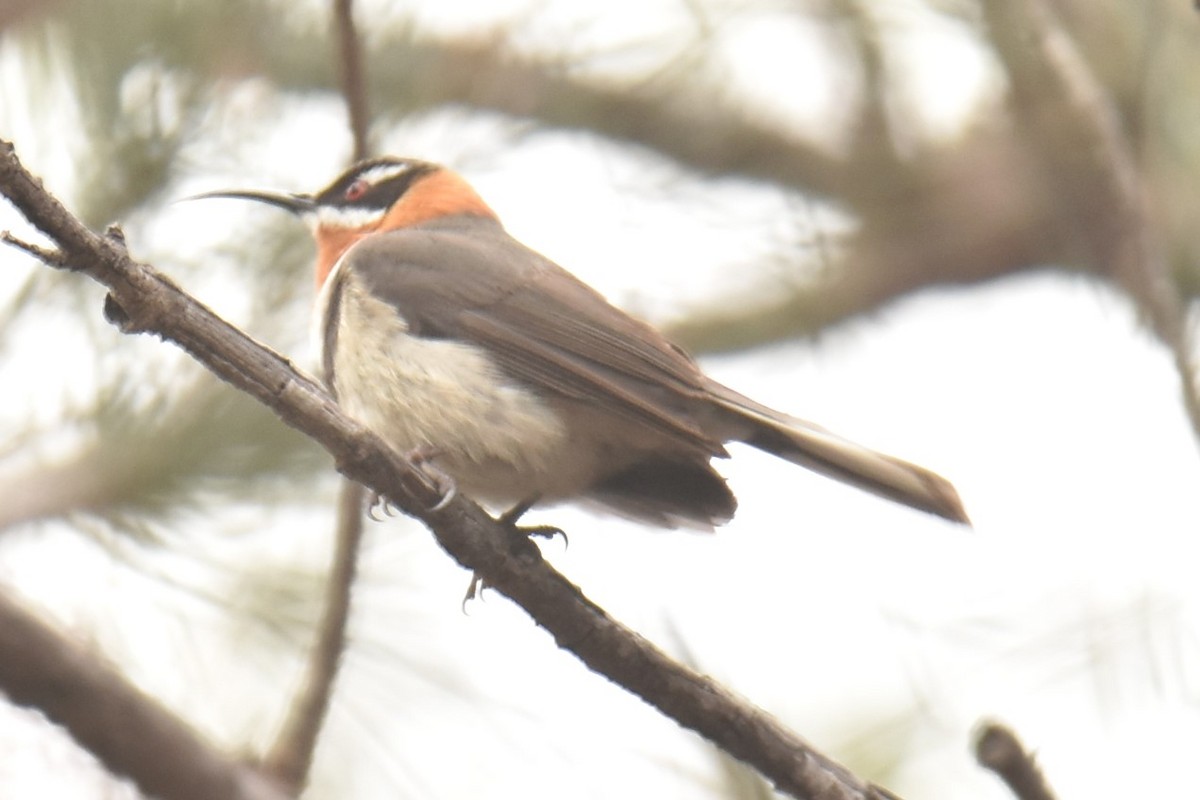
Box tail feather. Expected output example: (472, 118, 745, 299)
(708, 383, 969, 524)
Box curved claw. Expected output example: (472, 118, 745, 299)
(366, 491, 386, 521)
(497, 497, 567, 545)
(521, 524, 568, 548)
(406, 447, 458, 513)
(461, 573, 487, 613)
(366, 491, 400, 521)
(429, 483, 457, 512)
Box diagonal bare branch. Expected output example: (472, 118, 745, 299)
(1, 135, 902, 800)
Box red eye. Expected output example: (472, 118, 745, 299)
(344, 179, 369, 202)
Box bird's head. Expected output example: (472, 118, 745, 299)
(194, 157, 497, 287)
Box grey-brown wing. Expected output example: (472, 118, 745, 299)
(341, 220, 726, 455)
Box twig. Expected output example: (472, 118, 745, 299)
(1, 230, 70, 267)
(0, 137, 900, 800)
(262, 480, 365, 793)
(0, 586, 289, 800)
(974, 722, 1058, 800)
(333, 0, 371, 162)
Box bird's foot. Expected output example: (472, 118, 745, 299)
(407, 446, 457, 512)
(365, 447, 457, 520)
(461, 497, 566, 609)
(497, 497, 567, 547)
(462, 574, 486, 609)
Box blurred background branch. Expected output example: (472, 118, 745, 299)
(261, 480, 364, 794)
(0, 585, 289, 800)
(262, 3, 371, 788)
(975, 722, 1058, 800)
(333, 0, 371, 163)
(982, 0, 1200, 440)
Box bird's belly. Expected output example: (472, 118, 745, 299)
(326, 287, 583, 506)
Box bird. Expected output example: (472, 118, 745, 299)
(198, 157, 968, 529)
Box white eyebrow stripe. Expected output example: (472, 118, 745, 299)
(356, 162, 415, 186)
(313, 206, 387, 230)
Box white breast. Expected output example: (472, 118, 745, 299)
(314, 263, 579, 506)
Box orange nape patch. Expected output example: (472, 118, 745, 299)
(379, 169, 498, 231)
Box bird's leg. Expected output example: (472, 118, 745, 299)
(462, 497, 567, 608)
(497, 496, 567, 545)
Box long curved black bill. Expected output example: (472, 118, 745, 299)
(185, 189, 316, 215)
